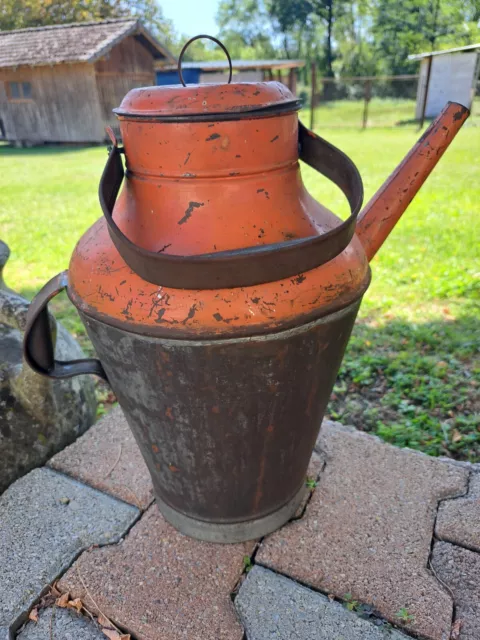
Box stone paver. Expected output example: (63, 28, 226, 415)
(58, 505, 256, 640)
(236, 566, 413, 640)
(17, 607, 104, 639)
(49, 405, 154, 510)
(257, 422, 468, 640)
(436, 471, 480, 552)
(0, 467, 138, 636)
(431, 541, 480, 640)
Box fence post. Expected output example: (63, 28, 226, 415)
(310, 62, 316, 131)
(362, 79, 372, 129)
(419, 55, 433, 130)
(288, 68, 297, 95)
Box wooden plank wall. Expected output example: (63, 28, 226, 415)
(0, 63, 104, 143)
(95, 36, 156, 133)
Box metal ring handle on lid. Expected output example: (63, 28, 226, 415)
(177, 35, 233, 86)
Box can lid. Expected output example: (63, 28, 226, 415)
(114, 82, 299, 119)
(113, 35, 300, 120)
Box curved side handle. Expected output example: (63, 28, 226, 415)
(23, 271, 107, 380)
(99, 123, 364, 290)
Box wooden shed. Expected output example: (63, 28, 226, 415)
(409, 44, 480, 119)
(0, 19, 175, 144)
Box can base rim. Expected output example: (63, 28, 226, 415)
(155, 483, 308, 544)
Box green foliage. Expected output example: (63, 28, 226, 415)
(396, 607, 415, 623)
(0, 0, 177, 49)
(217, 0, 480, 76)
(344, 593, 360, 611)
(371, 0, 479, 75)
(243, 555, 253, 572)
(217, 0, 284, 58)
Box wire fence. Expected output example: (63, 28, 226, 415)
(303, 69, 480, 129)
(306, 73, 421, 129)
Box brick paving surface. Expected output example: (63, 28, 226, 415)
(3, 410, 479, 640)
(49, 405, 154, 510)
(431, 541, 480, 640)
(236, 565, 413, 640)
(257, 422, 468, 640)
(0, 467, 138, 637)
(436, 471, 480, 553)
(16, 608, 104, 639)
(58, 505, 256, 640)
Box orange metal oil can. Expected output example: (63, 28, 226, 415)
(24, 38, 469, 542)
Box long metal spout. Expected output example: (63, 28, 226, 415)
(356, 102, 469, 262)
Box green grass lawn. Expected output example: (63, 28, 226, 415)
(1, 117, 479, 460)
(308, 97, 480, 129)
(310, 98, 417, 128)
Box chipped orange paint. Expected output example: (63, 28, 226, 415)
(152, 444, 159, 453)
(165, 407, 173, 420)
(169, 465, 179, 473)
(68, 87, 468, 341)
(68, 82, 370, 339)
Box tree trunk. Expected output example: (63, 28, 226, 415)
(283, 33, 291, 59)
(321, 0, 335, 100)
(326, 0, 334, 77)
(429, 0, 441, 50)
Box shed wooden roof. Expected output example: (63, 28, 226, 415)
(0, 18, 176, 69)
(409, 43, 480, 60)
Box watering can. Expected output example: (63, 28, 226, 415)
(23, 36, 469, 543)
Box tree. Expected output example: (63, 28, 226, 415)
(0, 0, 176, 47)
(372, 0, 480, 75)
(217, 0, 279, 58)
(267, 0, 318, 58)
(334, 0, 378, 76)
(217, 0, 339, 74)
(268, 0, 358, 77)
(321, 0, 335, 76)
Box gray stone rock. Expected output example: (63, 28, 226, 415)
(0, 284, 97, 493)
(0, 241, 11, 291)
(236, 566, 413, 640)
(0, 467, 139, 637)
(17, 608, 104, 639)
(431, 541, 480, 640)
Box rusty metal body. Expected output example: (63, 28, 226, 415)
(23, 37, 469, 543)
(80, 301, 360, 541)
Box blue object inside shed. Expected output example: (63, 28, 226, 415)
(156, 68, 199, 85)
